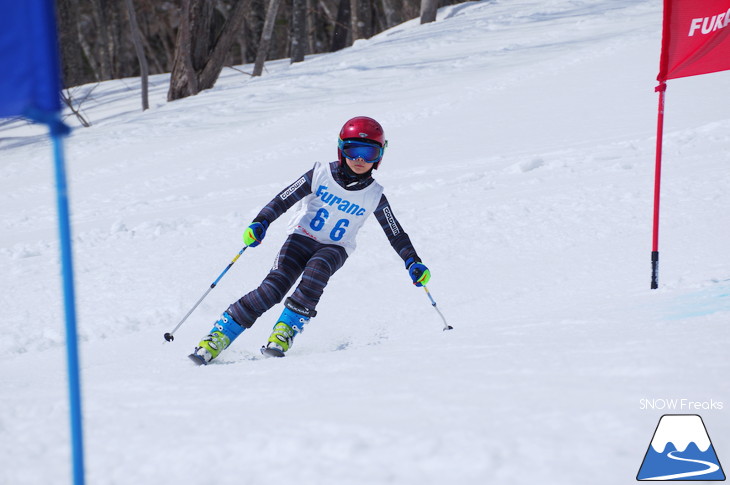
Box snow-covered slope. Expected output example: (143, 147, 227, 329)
(1, 1, 729, 484)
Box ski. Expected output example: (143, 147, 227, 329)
(188, 352, 207, 366)
(260, 345, 285, 358)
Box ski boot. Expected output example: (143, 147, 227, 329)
(189, 312, 245, 365)
(261, 298, 315, 358)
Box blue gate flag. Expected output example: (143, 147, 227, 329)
(0, 1, 84, 485)
(0, 0, 63, 121)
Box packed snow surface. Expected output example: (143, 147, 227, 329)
(1, 1, 729, 484)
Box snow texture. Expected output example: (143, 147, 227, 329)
(1, 1, 729, 484)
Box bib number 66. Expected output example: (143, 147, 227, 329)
(310, 208, 350, 241)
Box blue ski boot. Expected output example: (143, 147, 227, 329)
(189, 312, 245, 365)
(261, 298, 315, 358)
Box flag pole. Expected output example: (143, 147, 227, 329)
(51, 120, 86, 485)
(651, 81, 667, 290)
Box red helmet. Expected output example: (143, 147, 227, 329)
(338, 116, 387, 169)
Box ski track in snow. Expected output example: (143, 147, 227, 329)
(1, 1, 729, 484)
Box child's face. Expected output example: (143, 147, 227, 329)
(345, 156, 373, 175)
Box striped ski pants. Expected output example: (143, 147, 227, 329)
(227, 233, 349, 327)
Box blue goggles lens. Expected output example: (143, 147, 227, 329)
(339, 139, 384, 163)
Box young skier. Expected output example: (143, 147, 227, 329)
(190, 116, 431, 364)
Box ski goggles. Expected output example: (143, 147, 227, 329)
(338, 138, 386, 163)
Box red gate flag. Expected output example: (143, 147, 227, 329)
(651, 0, 730, 289)
(658, 0, 730, 81)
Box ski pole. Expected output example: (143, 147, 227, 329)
(163, 245, 248, 342)
(422, 285, 453, 331)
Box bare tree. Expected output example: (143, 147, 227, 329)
(331, 0, 351, 51)
(56, 0, 90, 87)
(61, 89, 93, 127)
(55, 0, 466, 96)
(252, 0, 283, 76)
(244, 0, 266, 63)
(167, 0, 249, 101)
(125, 0, 150, 110)
(167, 0, 210, 99)
(306, 0, 317, 54)
(420, 0, 437, 24)
(350, 0, 360, 41)
(350, 0, 373, 41)
(291, 0, 307, 62)
(90, 0, 113, 79)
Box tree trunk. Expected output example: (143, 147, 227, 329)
(379, 0, 398, 29)
(139, 27, 166, 74)
(56, 0, 90, 87)
(77, 30, 101, 82)
(111, 0, 126, 76)
(197, 0, 249, 88)
(90, 0, 113, 80)
(167, 0, 248, 101)
(246, 0, 266, 63)
(350, 0, 372, 40)
(290, 0, 307, 63)
(349, 0, 360, 41)
(306, 0, 316, 54)
(420, 0, 438, 24)
(124, 0, 149, 110)
(331, 0, 350, 51)
(167, 0, 204, 100)
(252, 0, 283, 76)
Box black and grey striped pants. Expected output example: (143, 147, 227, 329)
(227, 234, 349, 328)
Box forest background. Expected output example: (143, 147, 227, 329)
(56, 0, 464, 106)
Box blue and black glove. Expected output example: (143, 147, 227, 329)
(243, 220, 268, 247)
(406, 257, 431, 287)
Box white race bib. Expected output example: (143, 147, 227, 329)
(288, 162, 383, 254)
